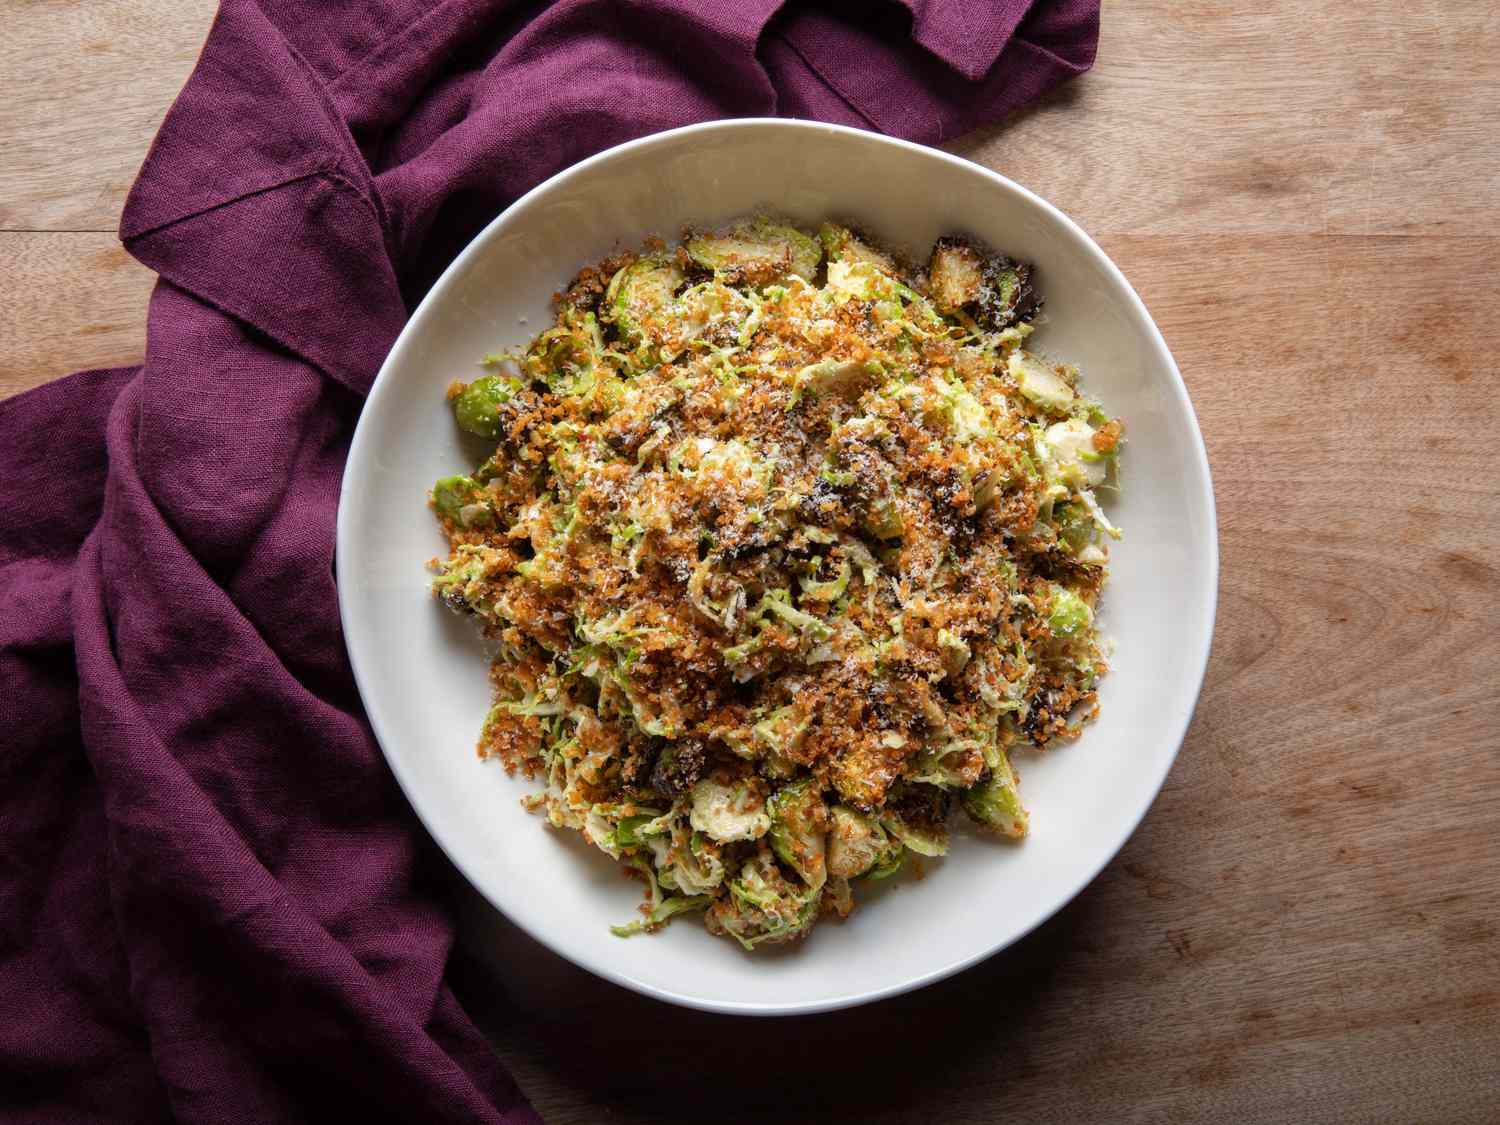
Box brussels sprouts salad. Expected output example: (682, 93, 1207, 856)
(428, 217, 1123, 949)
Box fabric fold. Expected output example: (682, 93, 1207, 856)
(775, 0, 1099, 142)
(2, 0, 1099, 1119)
(900, 0, 1038, 81)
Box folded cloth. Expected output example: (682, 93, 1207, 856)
(0, 1, 1097, 1120)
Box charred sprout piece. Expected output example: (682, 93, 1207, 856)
(603, 256, 685, 349)
(450, 374, 521, 439)
(686, 217, 822, 285)
(962, 746, 1029, 839)
(977, 255, 1039, 329)
(927, 235, 1041, 330)
(650, 738, 707, 799)
(768, 780, 831, 890)
(881, 782, 951, 857)
(826, 805, 904, 879)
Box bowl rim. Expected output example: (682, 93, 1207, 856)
(337, 116, 1219, 1016)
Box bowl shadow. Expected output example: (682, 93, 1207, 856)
(449, 866, 1109, 1123)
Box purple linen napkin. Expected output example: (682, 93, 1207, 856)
(0, 1, 1098, 1120)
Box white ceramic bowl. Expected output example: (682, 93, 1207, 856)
(338, 119, 1217, 1016)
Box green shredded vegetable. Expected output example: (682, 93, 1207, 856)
(427, 216, 1121, 948)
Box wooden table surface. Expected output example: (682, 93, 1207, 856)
(5, 1, 1497, 1121)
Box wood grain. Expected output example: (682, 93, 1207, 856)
(2, 0, 1497, 1121)
(957, 2, 1500, 239)
(0, 0, 216, 392)
(0, 0, 215, 231)
(0, 233, 157, 396)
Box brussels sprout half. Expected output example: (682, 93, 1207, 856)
(1042, 418, 1108, 489)
(450, 374, 521, 439)
(962, 747, 1029, 839)
(927, 235, 1040, 330)
(908, 739, 986, 790)
(686, 217, 822, 286)
(826, 805, 904, 879)
(768, 779, 830, 889)
(603, 256, 685, 350)
(927, 236, 986, 314)
(689, 776, 771, 843)
(818, 222, 898, 274)
(1009, 350, 1076, 413)
(430, 474, 493, 529)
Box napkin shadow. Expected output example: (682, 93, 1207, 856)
(450, 868, 1108, 1124)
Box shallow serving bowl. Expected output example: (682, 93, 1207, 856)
(337, 118, 1217, 1015)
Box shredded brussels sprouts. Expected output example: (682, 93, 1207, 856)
(427, 218, 1122, 947)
